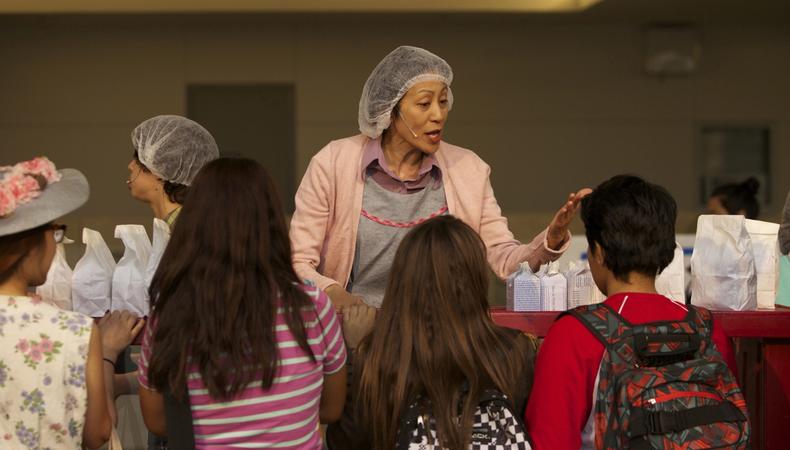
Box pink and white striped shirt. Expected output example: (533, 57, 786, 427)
(138, 284, 347, 448)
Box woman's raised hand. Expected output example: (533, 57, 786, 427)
(547, 188, 592, 250)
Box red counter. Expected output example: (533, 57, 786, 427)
(490, 306, 790, 450)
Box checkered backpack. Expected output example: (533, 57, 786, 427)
(564, 303, 750, 449)
(395, 388, 532, 450)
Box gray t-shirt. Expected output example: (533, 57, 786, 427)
(350, 176, 447, 307)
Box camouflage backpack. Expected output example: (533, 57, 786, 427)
(563, 303, 750, 449)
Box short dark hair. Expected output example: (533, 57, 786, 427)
(162, 180, 188, 204)
(581, 175, 677, 282)
(711, 177, 760, 219)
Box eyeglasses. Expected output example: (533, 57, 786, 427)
(51, 224, 67, 243)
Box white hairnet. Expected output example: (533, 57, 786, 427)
(131, 115, 219, 186)
(358, 46, 454, 139)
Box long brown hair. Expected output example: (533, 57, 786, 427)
(357, 215, 531, 450)
(147, 157, 315, 400)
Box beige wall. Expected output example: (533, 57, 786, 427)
(1, 15, 788, 265)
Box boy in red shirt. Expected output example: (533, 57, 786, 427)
(525, 175, 738, 450)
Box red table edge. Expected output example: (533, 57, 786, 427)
(489, 306, 790, 339)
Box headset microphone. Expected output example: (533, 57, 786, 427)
(398, 112, 419, 138)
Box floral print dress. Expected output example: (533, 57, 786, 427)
(0, 295, 92, 449)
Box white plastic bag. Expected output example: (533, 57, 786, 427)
(565, 261, 596, 309)
(744, 219, 780, 310)
(72, 228, 116, 316)
(540, 261, 567, 311)
(691, 215, 757, 311)
(36, 241, 73, 310)
(143, 218, 171, 309)
(112, 225, 152, 315)
(507, 262, 541, 312)
(655, 243, 686, 304)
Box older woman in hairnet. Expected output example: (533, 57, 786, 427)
(126, 115, 220, 228)
(290, 46, 589, 310)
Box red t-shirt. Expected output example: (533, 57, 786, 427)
(524, 293, 737, 450)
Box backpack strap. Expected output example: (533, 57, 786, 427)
(163, 386, 196, 449)
(687, 305, 713, 338)
(628, 401, 747, 449)
(396, 398, 429, 450)
(559, 303, 633, 350)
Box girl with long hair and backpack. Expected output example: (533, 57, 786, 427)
(332, 215, 537, 450)
(136, 158, 347, 448)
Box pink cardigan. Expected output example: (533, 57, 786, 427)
(289, 134, 569, 291)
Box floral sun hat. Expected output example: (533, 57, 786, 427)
(0, 157, 89, 237)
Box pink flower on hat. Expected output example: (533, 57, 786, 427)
(0, 186, 16, 217)
(5, 172, 42, 203)
(0, 157, 60, 218)
(17, 157, 61, 184)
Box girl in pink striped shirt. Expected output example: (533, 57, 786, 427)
(138, 158, 347, 448)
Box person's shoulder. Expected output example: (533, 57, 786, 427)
(49, 306, 93, 332)
(4, 295, 86, 319)
(313, 135, 367, 162)
(437, 140, 489, 175)
(497, 325, 537, 346)
(543, 308, 604, 351)
(13, 297, 95, 339)
(502, 327, 540, 359)
(438, 140, 485, 163)
(297, 282, 332, 314)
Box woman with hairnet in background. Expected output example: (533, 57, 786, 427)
(127, 115, 220, 227)
(121, 115, 219, 449)
(290, 46, 590, 313)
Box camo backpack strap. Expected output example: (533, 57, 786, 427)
(559, 303, 637, 365)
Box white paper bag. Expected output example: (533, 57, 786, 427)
(540, 261, 567, 311)
(72, 228, 116, 316)
(112, 225, 152, 315)
(744, 219, 780, 310)
(691, 215, 757, 311)
(656, 243, 686, 304)
(36, 242, 73, 310)
(507, 262, 541, 312)
(565, 261, 596, 309)
(143, 218, 171, 309)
